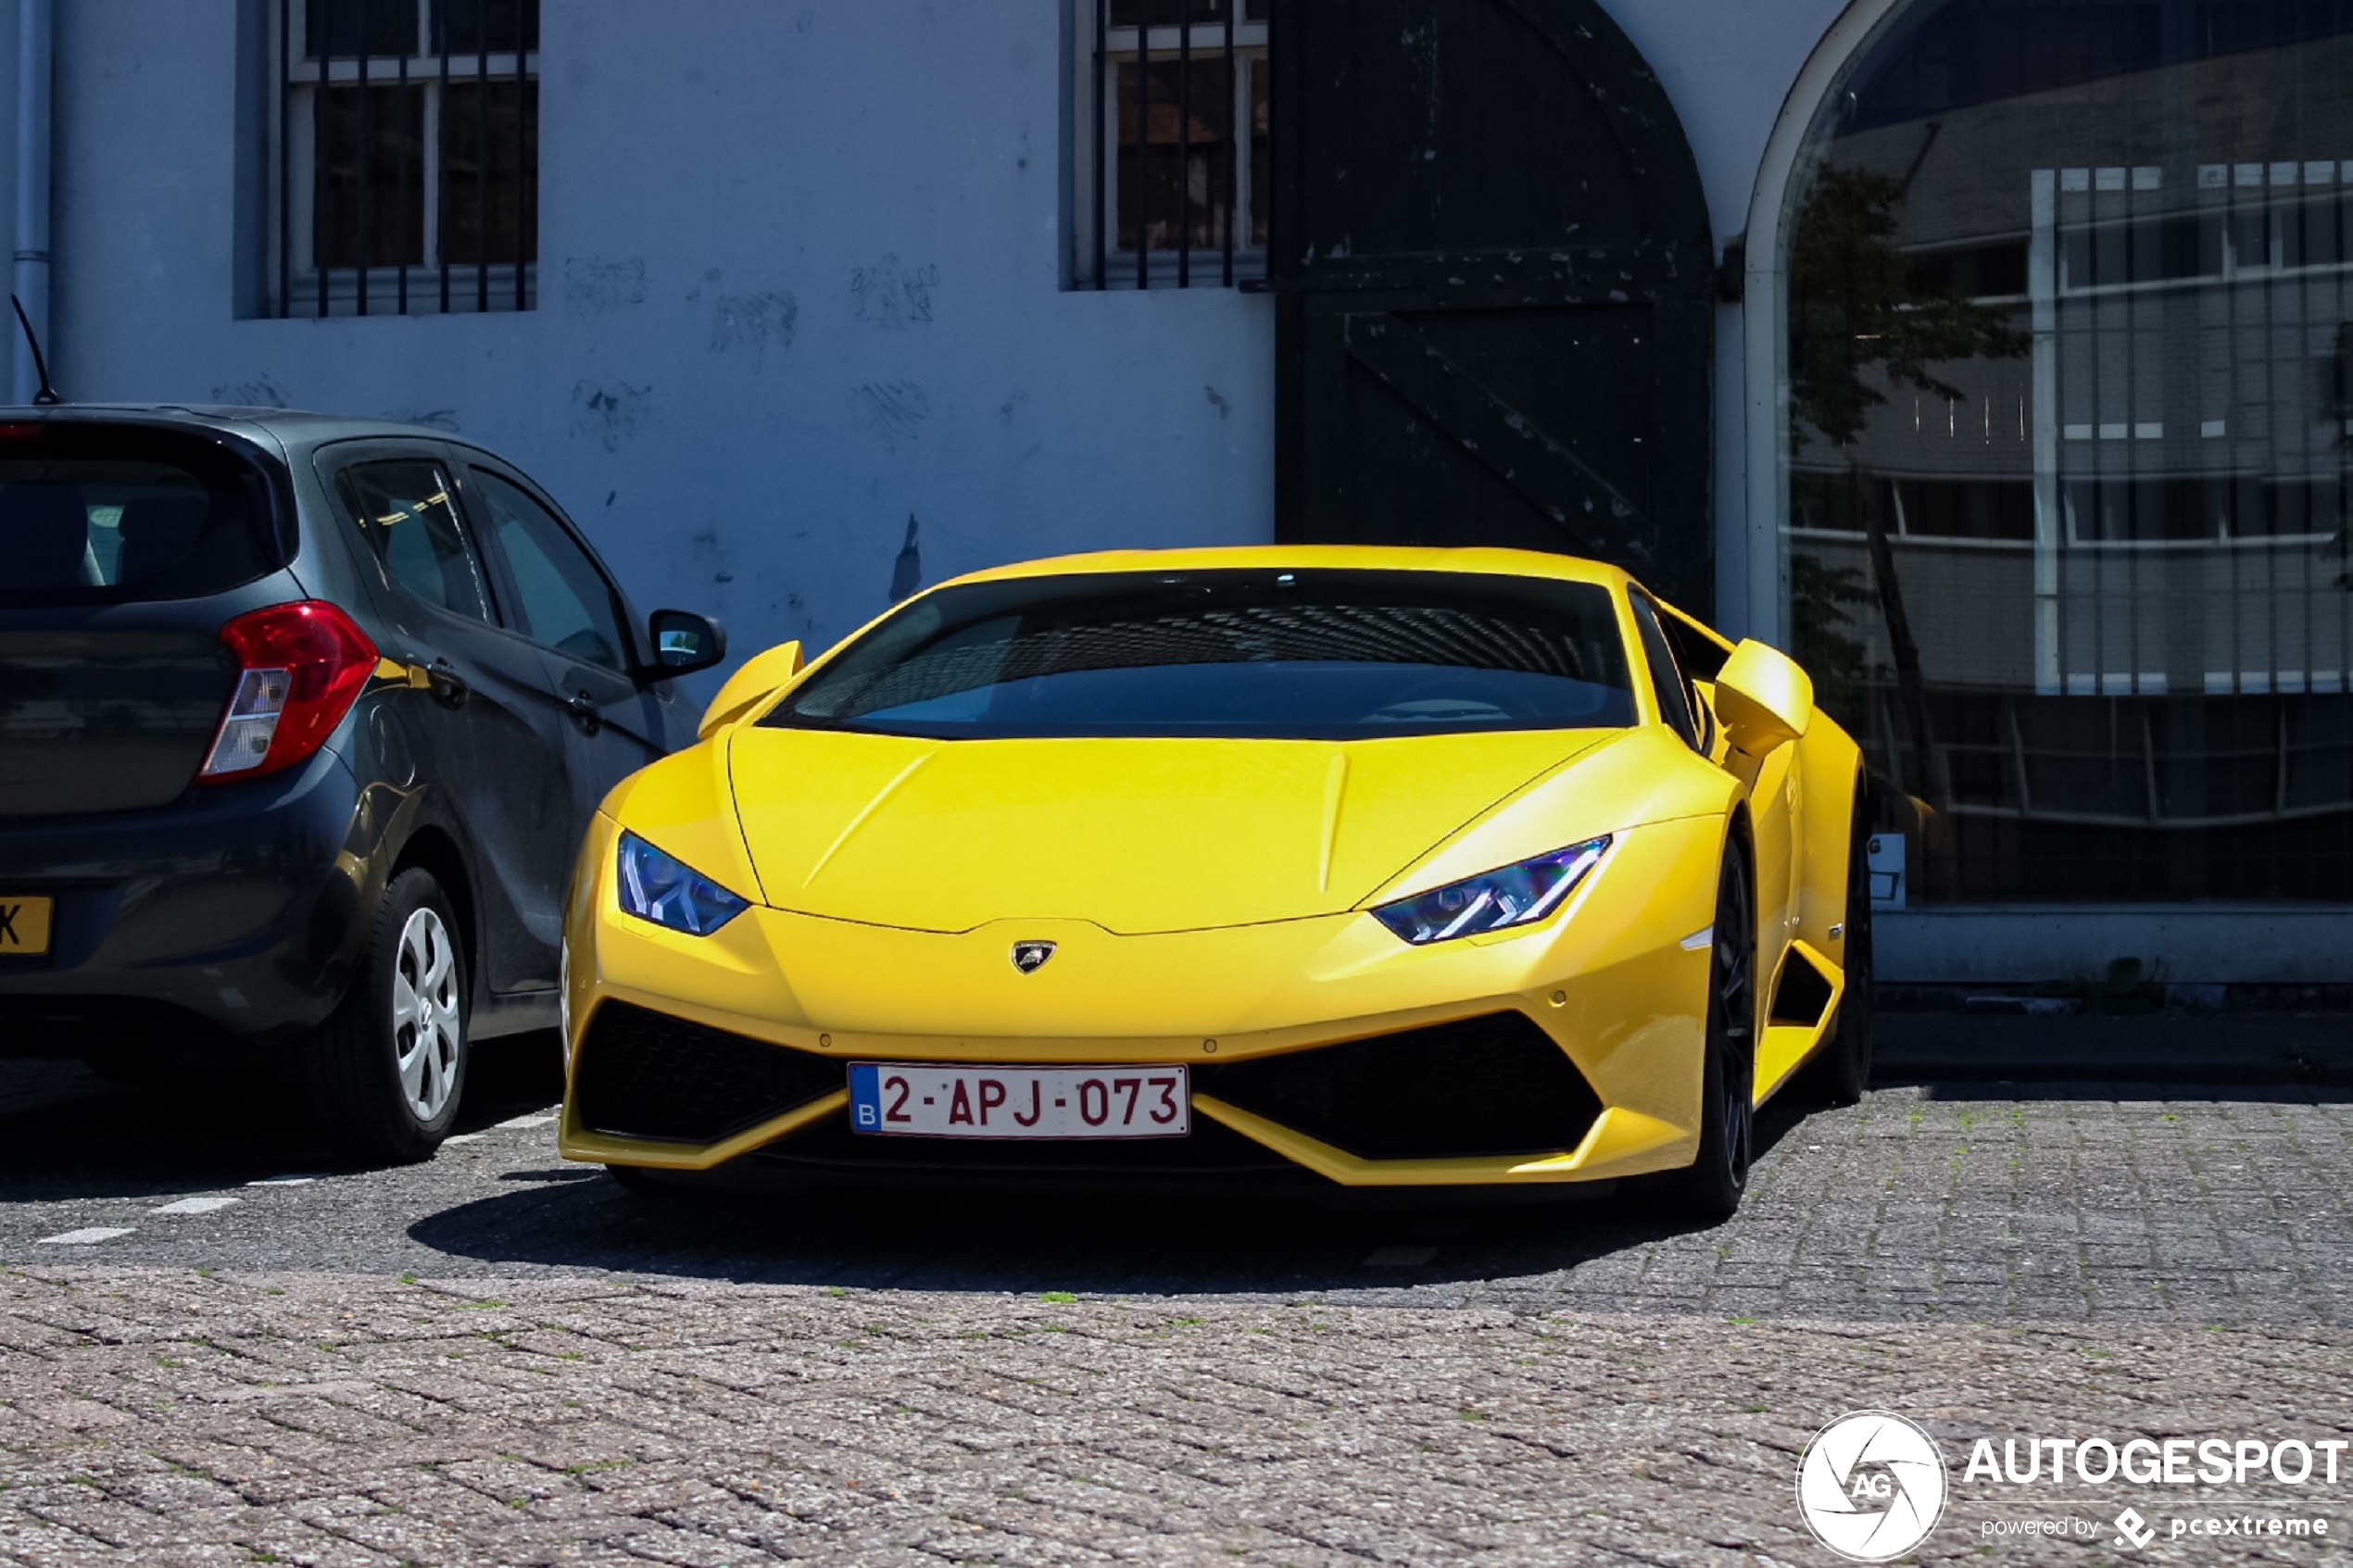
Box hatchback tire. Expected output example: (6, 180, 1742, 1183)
(307, 868, 469, 1164)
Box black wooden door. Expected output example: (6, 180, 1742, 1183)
(1271, 0, 1718, 611)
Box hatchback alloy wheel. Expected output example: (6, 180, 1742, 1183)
(392, 906, 462, 1122)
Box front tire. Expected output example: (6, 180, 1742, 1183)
(1659, 841, 1757, 1221)
(306, 867, 469, 1164)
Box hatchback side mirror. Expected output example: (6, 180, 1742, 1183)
(647, 608, 727, 680)
(698, 640, 805, 740)
(1713, 638, 1814, 757)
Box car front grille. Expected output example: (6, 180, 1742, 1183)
(572, 1000, 844, 1144)
(1195, 1011, 1603, 1160)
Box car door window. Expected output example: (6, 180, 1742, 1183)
(1629, 593, 1703, 753)
(468, 468, 632, 673)
(340, 459, 490, 621)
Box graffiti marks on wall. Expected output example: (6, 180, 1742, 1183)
(850, 254, 939, 330)
(890, 516, 923, 601)
(857, 381, 928, 449)
(211, 376, 288, 408)
(572, 381, 655, 452)
(691, 527, 736, 586)
(711, 291, 799, 367)
(564, 257, 648, 319)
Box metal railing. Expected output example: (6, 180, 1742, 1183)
(274, 0, 538, 317)
(1085, 0, 1267, 290)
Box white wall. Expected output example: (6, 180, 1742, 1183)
(46, 0, 1278, 668)
(34, 0, 1872, 663)
(1599, 0, 1853, 637)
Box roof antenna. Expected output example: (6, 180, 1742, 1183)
(9, 295, 60, 406)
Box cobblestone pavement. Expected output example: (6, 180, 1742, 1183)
(0, 1045, 2346, 1562)
(0, 1273, 2346, 1566)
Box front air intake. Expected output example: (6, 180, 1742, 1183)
(1196, 1011, 1602, 1160)
(572, 1001, 843, 1144)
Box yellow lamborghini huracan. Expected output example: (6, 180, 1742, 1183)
(557, 546, 1870, 1216)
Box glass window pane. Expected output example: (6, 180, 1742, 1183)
(344, 460, 488, 621)
(772, 571, 1637, 740)
(1629, 595, 1700, 752)
(0, 435, 280, 607)
(1115, 58, 1239, 255)
(1783, 0, 2353, 901)
(305, 0, 418, 59)
(313, 85, 426, 270)
(1110, 0, 1242, 28)
(440, 80, 538, 266)
(432, 0, 539, 55)
(470, 470, 628, 671)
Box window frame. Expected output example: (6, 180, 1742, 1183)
(450, 456, 645, 679)
(327, 445, 500, 627)
(267, 0, 540, 318)
(1627, 589, 1704, 754)
(1072, 0, 1269, 290)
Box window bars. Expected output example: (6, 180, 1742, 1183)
(1086, 0, 1269, 289)
(275, 0, 538, 316)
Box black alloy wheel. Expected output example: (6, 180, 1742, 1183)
(1661, 842, 1758, 1220)
(1796, 791, 1876, 1106)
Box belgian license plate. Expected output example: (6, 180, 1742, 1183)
(849, 1062, 1189, 1139)
(0, 896, 51, 956)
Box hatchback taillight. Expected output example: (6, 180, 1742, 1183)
(196, 601, 378, 783)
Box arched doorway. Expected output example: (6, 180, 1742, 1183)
(1765, 0, 2353, 907)
(1267, 0, 1718, 613)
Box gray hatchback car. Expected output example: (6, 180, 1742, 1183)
(0, 407, 724, 1159)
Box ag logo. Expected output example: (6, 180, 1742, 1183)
(1796, 1411, 1948, 1562)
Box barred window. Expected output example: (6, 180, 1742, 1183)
(1075, 0, 1269, 289)
(270, 0, 538, 316)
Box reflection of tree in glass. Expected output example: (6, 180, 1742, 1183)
(1788, 551, 1878, 721)
(1788, 161, 2026, 814)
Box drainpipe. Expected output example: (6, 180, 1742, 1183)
(12, 0, 51, 405)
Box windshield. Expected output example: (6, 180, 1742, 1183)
(0, 423, 285, 607)
(768, 568, 1637, 740)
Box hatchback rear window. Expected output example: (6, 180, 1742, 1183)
(0, 423, 286, 607)
(769, 568, 1637, 740)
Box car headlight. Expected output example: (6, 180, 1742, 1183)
(616, 831, 750, 935)
(1371, 835, 1610, 946)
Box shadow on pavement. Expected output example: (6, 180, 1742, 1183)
(0, 1032, 564, 1196)
(399, 1097, 1819, 1297)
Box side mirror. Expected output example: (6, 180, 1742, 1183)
(647, 608, 727, 680)
(1713, 638, 1814, 757)
(697, 640, 805, 740)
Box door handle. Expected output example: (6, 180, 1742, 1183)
(565, 690, 603, 735)
(426, 659, 469, 709)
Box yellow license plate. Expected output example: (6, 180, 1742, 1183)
(0, 896, 51, 956)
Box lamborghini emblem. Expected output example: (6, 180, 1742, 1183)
(1011, 940, 1056, 974)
